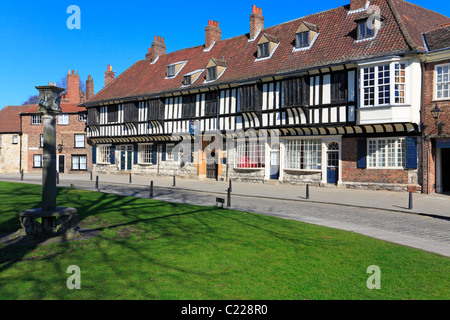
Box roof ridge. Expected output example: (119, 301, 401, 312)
(385, 0, 416, 51)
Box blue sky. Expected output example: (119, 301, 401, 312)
(0, 0, 449, 110)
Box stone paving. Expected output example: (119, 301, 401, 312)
(0, 172, 449, 257)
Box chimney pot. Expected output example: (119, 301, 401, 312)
(250, 5, 264, 40)
(205, 20, 221, 48)
(67, 68, 80, 104)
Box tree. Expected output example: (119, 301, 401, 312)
(23, 75, 86, 105)
(22, 94, 40, 105)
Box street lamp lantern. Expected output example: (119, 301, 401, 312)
(430, 104, 444, 135)
(431, 103, 442, 121)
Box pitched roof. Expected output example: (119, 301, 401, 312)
(388, 0, 450, 51)
(20, 103, 86, 114)
(83, 0, 450, 106)
(423, 25, 450, 51)
(0, 105, 32, 133)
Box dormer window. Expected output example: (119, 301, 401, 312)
(182, 69, 204, 86)
(206, 67, 217, 81)
(167, 65, 175, 77)
(358, 21, 375, 39)
(204, 58, 227, 83)
(294, 22, 319, 51)
(354, 11, 383, 41)
(183, 75, 192, 85)
(296, 31, 310, 48)
(258, 42, 270, 58)
(165, 61, 188, 78)
(256, 33, 279, 60)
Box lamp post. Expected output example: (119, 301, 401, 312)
(430, 103, 444, 135)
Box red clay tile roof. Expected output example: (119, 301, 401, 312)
(20, 103, 86, 114)
(83, 0, 450, 106)
(0, 105, 32, 133)
(423, 25, 450, 51)
(388, 0, 450, 51)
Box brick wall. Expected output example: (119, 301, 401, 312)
(421, 58, 450, 193)
(342, 137, 410, 185)
(22, 113, 91, 173)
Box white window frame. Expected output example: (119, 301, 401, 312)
(138, 144, 153, 164)
(31, 114, 42, 125)
(435, 63, 450, 100)
(74, 134, 85, 148)
(58, 114, 69, 125)
(166, 143, 175, 161)
(72, 155, 87, 170)
(12, 135, 18, 144)
(284, 138, 322, 171)
(33, 154, 43, 168)
(234, 140, 265, 169)
(97, 145, 111, 164)
(360, 61, 408, 108)
(367, 137, 406, 169)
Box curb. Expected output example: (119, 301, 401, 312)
(1, 177, 449, 221)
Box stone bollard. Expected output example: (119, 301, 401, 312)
(306, 184, 310, 200)
(408, 191, 413, 210)
(227, 187, 231, 207)
(95, 176, 99, 190)
(129, 173, 132, 184)
(172, 175, 176, 187)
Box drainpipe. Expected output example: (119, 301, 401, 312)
(420, 58, 428, 193)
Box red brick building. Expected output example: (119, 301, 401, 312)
(421, 25, 450, 194)
(20, 70, 94, 174)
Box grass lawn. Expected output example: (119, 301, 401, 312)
(0, 181, 448, 300)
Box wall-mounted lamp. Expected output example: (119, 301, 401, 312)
(430, 104, 444, 135)
(57, 143, 63, 153)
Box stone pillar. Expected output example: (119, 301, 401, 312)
(36, 85, 64, 233)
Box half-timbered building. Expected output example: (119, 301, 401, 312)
(82, 0, 450, 191)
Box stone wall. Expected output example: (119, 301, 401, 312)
(0, 133, 21, 173)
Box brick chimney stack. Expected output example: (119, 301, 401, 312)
(349, 0, 367, 11)
(145, 36, 166, 62)
(105, 64, 115, 87)
(205, 20, 221, 49)
(67, 69, 80, 104)
(86, 75, 94, 100)
(250, 5, 264, 40)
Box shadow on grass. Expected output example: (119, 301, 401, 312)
(0, 181, 221, 286)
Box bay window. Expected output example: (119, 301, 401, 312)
(361, 62, 407, 107)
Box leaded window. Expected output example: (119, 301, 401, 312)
(285, 139, 322, 170)
(139, 144, 153, 164)
(235, 140, 265, 169)
(98, 145, 111, 164)
(367, 138, 406, 168)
